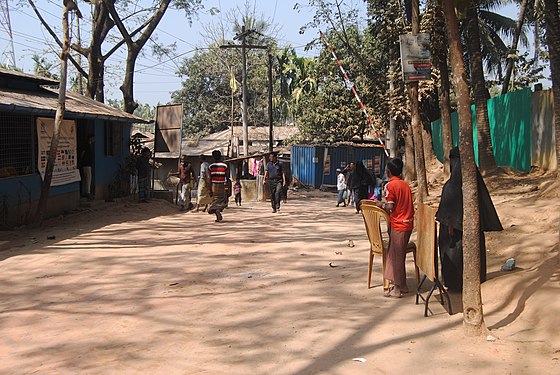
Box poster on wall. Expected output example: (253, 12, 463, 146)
(324, 153, 331, 175)
(37, 117, 81, 186)
(399, 33, 431, 82)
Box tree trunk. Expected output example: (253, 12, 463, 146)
(121, 48, 140, 114)
(466, 2, 497, 175)
(404, 125, 417, 183)
(35, 5, 71, 224)
(407, 0, 429, 202)
(422, 123, 436, 167)
(443, 0, 486, 337)
(105, 0, 170, 114)
(439, 54, 454, 179)
(502, 0, 531, 95)
(544, 0, 560, 181)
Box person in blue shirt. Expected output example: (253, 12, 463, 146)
(263, 152, 286, 213)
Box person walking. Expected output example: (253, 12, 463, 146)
(233, 178, 242, 206)
(174, 155, 196, 211)
(336, 168, 347, 207)
(373, 158, 414, 298)
(264, 152, 286, 213)
(196, 155, 212, 212)
(207, 150, 228, 222)
(343, 162, 354, 207)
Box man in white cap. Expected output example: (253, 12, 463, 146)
(336, 168, 347, 207)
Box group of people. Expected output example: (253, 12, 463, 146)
(365, 148, 501, 299)
(173, 150, 242, 222)
(336, 161, 382, 213)
(167, 150, 288, 222)
(137, 146, 501, 296)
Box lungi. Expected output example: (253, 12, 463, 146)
(208, 182, 227, 214)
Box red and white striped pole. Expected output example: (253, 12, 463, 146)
(319, 31, 389, 157)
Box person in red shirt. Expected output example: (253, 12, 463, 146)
(207, 150, 229, 222)
(374, 158, 414, 298)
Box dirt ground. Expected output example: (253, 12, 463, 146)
(0, 171, 559, 375)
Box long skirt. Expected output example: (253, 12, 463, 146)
(197, 177, 212, 205)
(384, 228, 412, 288)
(208, 182, 227, 214)
(438, 224, 487, 292)
(138, 176, 149, 200)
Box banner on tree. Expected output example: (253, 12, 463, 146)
(37, 117, 81, 186)
(399, 33, 431, 82)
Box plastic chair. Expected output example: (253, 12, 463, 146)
(360, 200, 420, 289)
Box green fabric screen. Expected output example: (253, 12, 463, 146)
(431, 88, 532, 172)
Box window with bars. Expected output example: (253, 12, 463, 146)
(0, 113, 35, 178)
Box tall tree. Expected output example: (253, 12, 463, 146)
(423, 0, 454, 178)
(407, 0, 429, 201)
(465, 0, 498, 174)
(443, 0, 486, 337)
(35, 0, 77, 224)
(26, 0, 203, 109)
(543, 0, 560, 182)
(501, 0, 532, 94)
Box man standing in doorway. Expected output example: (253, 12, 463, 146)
(264, 152, 286, 213)
(80, 134, 94, 200)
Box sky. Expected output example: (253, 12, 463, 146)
(3, 0, 367, 107)
(3, 1, 539, 108)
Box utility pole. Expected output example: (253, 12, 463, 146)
(268, 53, 273, 153)
(220, 26, 267, 157)
(240, 26, 249, 157)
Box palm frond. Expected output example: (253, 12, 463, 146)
(479, 9, 529, 47)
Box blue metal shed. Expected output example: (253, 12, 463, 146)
(291, 144, 387, 188)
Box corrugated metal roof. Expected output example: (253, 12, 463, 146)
(0, 86, 147, 123)
(0, 67, 59, 85)
(0, 67, 148, 123)
(152, 126, 298, 158)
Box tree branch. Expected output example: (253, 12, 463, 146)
(27, 0, 89, 79)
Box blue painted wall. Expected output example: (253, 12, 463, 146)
(1, 117, 132, 227)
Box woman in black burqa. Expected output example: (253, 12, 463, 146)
(435, 147, 503, 291)
(349, 161, 375, 213)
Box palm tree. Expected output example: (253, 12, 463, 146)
(466, 1, 497, 174)
(502, 0, 532, 94)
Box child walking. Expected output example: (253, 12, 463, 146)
(233, 178, 242, 206)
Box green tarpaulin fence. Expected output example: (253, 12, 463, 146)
(431, 88, 532, 172)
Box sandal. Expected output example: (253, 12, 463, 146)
(383, 286, 402, 298)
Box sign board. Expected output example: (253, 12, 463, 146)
(154, 104, 183, 155)
(36, 117, 81, 186)
(399, 33, 431, 82)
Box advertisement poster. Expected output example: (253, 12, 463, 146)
(37, 117, 81, 186)
(399, 33, 431, 82)
(324, 153, 331, 175)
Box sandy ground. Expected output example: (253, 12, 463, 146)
(0, 172, 559, 375)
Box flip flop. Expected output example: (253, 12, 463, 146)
(383, 286, 402, 298)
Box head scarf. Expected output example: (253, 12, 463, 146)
(354, 161, 375, 186)
(436, 147, 503, 232)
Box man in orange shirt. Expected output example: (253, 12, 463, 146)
(374, 158, 414, 298)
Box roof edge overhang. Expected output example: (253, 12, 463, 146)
(0, 103, 152, 124)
